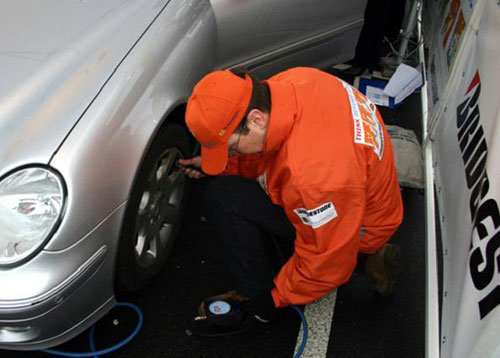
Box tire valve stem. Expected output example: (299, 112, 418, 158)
(113, 319, 119, 326)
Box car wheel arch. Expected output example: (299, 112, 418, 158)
(114, 102, 194, 292)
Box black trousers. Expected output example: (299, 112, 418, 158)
(205, 176, 295, 299)
(353, 0, 407, 69)
(205, 176, 369, 300)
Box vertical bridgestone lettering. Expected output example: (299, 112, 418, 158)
(465, 140, 487, 188)
(457, 84, 481, 130)
(469, 173, 489, 221)
(455, 77, 499, 320)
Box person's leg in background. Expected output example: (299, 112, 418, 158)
(384, 0, 407, 44)
(351, 0, 387, 72)
(346, 0, 407, 76)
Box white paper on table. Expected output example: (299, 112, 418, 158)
(366, 86, 390, 106)
(383, 63, 423, 100)
(394, 73, 423, 103)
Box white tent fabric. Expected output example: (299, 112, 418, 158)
(423, 0, 500, 357)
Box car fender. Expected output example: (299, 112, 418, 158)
(47, 0, 216, 251)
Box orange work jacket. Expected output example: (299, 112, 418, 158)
(222, 67, 403, 308)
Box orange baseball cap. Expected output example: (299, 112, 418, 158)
(186, 70, 253, 175)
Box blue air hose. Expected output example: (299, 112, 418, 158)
(41, 301, 306, 357)
(42, 302, 143, 358)
(292, 305, 308, 358)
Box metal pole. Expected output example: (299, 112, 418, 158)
(398, 0, 420, 63)
(418, 3, 441, 356)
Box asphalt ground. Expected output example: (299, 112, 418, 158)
(3, 68, 426, 358)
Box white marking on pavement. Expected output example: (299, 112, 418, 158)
(293, 290, 337, 358)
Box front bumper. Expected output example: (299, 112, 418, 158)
(0, 203, 126, 351)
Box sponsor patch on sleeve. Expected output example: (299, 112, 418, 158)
(293, 202, 337, 229)
(341, 81, 384, 160)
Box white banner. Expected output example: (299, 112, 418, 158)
(425, 0, 475, 118)
(432, 1, 500, 357)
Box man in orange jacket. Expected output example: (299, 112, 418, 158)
(180, 67, 403, 336)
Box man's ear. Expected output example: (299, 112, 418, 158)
(247, 109, 268, 129)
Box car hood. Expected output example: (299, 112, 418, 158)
(0, 0, 169, 177)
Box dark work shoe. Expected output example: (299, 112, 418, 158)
(187, 291, 268, 337)
(343, 64, 369, 77)
(334, 60, 369, 77)
(364, 244, 401, 296)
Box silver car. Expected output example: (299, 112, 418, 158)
(0, 0, 364, 350)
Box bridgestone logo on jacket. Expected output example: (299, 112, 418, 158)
(294, 202, 337, 229)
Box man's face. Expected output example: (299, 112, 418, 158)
(227, 110, 269, 156)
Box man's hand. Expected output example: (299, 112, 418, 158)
(178, 156, 205, 179)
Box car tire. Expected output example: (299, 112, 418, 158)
(115, 123, 192, 292)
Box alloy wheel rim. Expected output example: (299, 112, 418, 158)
(134, 147, 185, 268)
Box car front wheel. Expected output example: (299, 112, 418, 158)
(116, 123, 191, 292)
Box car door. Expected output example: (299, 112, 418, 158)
(210, 0, 366, 73)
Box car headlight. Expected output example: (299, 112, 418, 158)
(0, 167, 65, 265)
